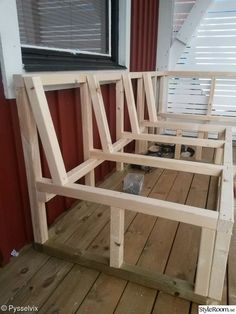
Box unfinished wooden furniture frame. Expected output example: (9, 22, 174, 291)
(14, 70, 234, 305)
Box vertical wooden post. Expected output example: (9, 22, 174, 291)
(158, 75, 168, 115)
(110, 207, 125, 268)
(14, 76, 48, 243)
(214, 131, 224, 165)
(174, 129, 182, 159)
(209, 128, 234, 300)
(195, 132, 205, 161)
(116, 79, 124, 171)
(194, 228, 216, 296)
(80, 82, 95, 185)
(135, 77, 147, 153)
(207, 77, 216, 117)
(208, 231, 232, 300)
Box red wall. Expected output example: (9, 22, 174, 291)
(0, 0, 158, 266)
(130, 0, 158, 71)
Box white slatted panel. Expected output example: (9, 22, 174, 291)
(175, 0, 236, 71)
(169, 0, 236, 138)
(212, 78, 236, 116)
(168, 77, 211, 115)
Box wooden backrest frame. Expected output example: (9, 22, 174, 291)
(14, 70, 234, 303)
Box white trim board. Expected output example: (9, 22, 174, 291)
(0, 0, 23, 99)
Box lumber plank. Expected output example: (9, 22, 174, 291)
(160, 112, 236, 124)
(174, 130, 182, 159)
(228, 204, 236, 305)
(90, 150, 223, 176)
(110, 207, 125, 268)
(86, 75, 113, 153)
(36, 180, 219, 229)
(158, 76, 168, 114)
(15, 77, 48, 243)
(207, 77, 216, 116)
(167, 71, 236, 78)
(194, 228, 216, 296)
(122, 131, 224, 148)
(122, 73, 140, 134)
(142, 120, 226, 133)
(195, 132, 204, 161)
(143, 72, 158, 122)
(80, 82, 95, 186)
(24, 76, 68, 185)
(135, 77, 147, 154)
(116, 79, 125, 171)
(208, 232, 232, 300)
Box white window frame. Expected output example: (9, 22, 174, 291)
(0, 0, 131, 99)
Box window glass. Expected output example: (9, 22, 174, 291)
(16, 0, 109, 55)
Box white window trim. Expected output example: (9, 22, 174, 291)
(0, 0, 131, 99)
(0, 0, 23, 99)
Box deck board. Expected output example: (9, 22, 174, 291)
(0, 148, 235, 313)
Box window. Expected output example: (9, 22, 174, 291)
(0, 0, 130, 98)
(16, 0, 123, 71)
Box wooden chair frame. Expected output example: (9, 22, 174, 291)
(14, 70, 234, 305)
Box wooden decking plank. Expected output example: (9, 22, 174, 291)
(114, 282, 156, 314)
(0, 246, 49, 305)
(114, 172, 193, 314)
(76, 274, 127, 314)
(139, 172, 193, 273)
(76, 169, 178, 313)
(39, 265, 99, 313)
(6, 257, 72, 309)
(152, 174, 210, 314)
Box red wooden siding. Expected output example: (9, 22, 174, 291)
(0, 0, 159, 266)
(130, 0, 159, 71)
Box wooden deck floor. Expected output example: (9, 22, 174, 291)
(0, 148, 235, 314)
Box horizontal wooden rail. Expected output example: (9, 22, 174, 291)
(160, 113, 236, 123)
(141, 120, 226, 133)
(122, 132, 224, 148)
(166, 71, 236, 78)
(90, 150, 223, 176)
(23, 71, 166, 87)
(36, 181, 219, 229)
(38, 138, 132, 202)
